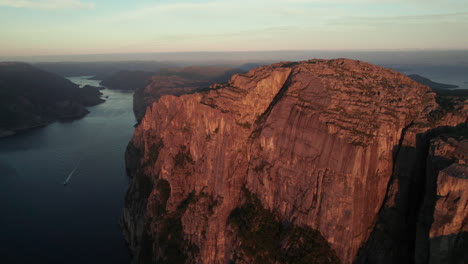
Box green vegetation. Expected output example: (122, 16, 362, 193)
(173, 145, 195, 167)
(435, 93, 468, 114)
(228, 188, 340, 264)
(236, 121, 252, 129)
(280, 62, 300, 68)
(156, 189, 221, 263)
(253, 160, 270, 173)
(439, 122, 468, 141)
(0, 62, 100, 130)
(145, 139, 164, 166)
(151, 189, 214, 264)
(157, 216, 199, 264)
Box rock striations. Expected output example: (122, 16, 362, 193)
(123, 59, 467, 264)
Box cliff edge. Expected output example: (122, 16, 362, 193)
(123, 59, 467, 264)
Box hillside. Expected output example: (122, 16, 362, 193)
(0, 62, 104, 137)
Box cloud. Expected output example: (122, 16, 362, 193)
(351, 12, 468, 21)
(103, 1, 336, 24)
(330, 12, 468, 26)
(0, 0, 94, 9)
(150, 26, 295, 42)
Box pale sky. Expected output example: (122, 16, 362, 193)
(0, 0, 467, 56)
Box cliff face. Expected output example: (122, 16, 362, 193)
(0, 62, 104, 137)
(355, 79, 467, 264)
(123, 59, 467, 263)
(355, 122, 467, 264)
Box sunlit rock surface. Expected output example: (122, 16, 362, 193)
(123, 59, 467, 264)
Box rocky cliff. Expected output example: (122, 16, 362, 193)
(0, 62, 104, 137)
(413, 128, 468, 264)
(133, 66, 244, 122)
(123, 59, 467, 263)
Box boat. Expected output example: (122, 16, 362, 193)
(63, 166, 78, 186)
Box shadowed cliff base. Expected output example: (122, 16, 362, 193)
(227, 187, 340, 263)
(426, 232, 468, 264)
(355, 123, 468, 264)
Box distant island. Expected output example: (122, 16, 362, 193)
(0, 62, 104, 137)
(408, 74, 468, 98)
(407, 74, 459, 89)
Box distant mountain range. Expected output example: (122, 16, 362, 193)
(407, 74, 459, 89)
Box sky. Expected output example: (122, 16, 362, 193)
(0, 0, 467, 56)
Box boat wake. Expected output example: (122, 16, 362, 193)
(63, 165, 78, 186)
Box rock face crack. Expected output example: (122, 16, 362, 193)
(356, 122, 468, 264)
(376, 120, 415, 216)
(249, 68, 295, 140)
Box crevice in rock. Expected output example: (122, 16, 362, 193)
(414, 122, 468, 264)
(250, 68, 295, 139)
(375, 121, 415, 224)
(355, 123, 467, 264)
(406, 131, 432, 264)
(394, 121, 415, 171)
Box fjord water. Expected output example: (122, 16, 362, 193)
(0, 77, 133, 263)
(388, 64, 468, 90)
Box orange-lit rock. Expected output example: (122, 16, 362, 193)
(123, 59, 467, 264)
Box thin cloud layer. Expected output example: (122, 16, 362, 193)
(0, 0, 467, 55)
(0, 0, 94, 9)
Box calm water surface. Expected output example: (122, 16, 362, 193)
(0, 77, 134, 263)
(388, 64, 468, 90)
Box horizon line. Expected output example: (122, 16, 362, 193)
(2, 48, 468, 59)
